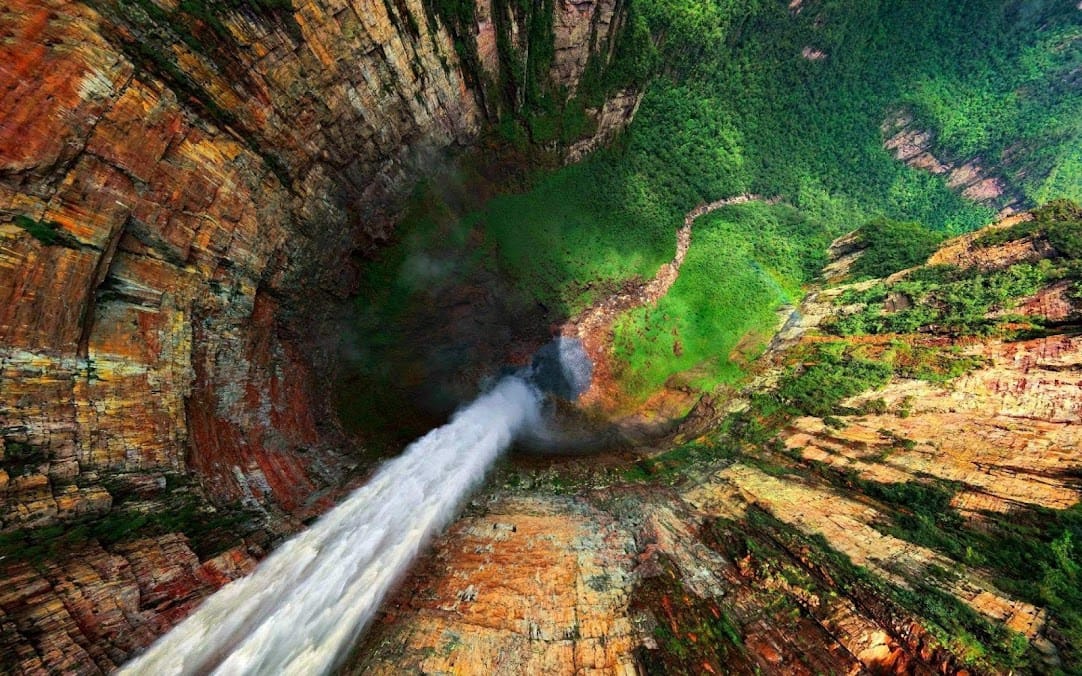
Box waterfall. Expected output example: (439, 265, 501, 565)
(119, 376, 541, 675)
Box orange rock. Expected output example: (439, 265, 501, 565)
(350, 496, 639, 675)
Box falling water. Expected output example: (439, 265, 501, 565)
(119, 376, 542, 676)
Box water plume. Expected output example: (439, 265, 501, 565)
(119, 376, 541, 675)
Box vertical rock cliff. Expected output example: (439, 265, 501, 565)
(349, 206, 1082, 675)
(0, 0, 641, 670)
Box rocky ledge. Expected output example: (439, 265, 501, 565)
(0, 0, 642, 671)
(351, 208, 1082, 674)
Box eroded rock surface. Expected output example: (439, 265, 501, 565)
(0, 0, 640, 670)
(352, 495, 639, 675)
(882, 109, 1020, 212)
(354, 214, 1080, 674)
(0, 535, 257, 675)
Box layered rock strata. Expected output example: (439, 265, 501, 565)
(354, 215, 1080, 674)
(882, 109, 1020, 212)
(0, 0, 640, 670)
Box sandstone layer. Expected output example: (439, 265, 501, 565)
(882, 109, 1020, 213)
(355, 214, 1080, 674)
(0, 0, 640, 670)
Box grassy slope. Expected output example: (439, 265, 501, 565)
(479, 161, 678, 317)
(603, 0, 1080, 398)
(344, 0, 1080, 413)
(612, 202, 826, 394)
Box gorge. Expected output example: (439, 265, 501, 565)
(2, 0, 1081, 674)
(119, 376, 541, 675)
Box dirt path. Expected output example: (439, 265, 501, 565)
(564, 193, 771, 411)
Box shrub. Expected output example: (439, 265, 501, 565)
(775, 349, 892, 417)
(848, 218, 946, 279)
(972, 220, 1041, 248)
(12, 215, 75, 247)
(974, 199, 1082, 257)
(828, 258, 1064, 337)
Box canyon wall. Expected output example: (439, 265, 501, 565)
(0, 0, 639, 671)
(351, 209, 1082, 674)
(0, 0, 637, 531)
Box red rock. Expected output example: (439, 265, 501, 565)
(0, 0, 643, 670)
(0, 535, 257, 673)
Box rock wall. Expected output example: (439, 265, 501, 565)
(0, 0, 638, 532)
(0, 0, 474, 532)
(0, 0, 640, 670)
(446, 0, 644, 149)
(0, 535, 257, 674)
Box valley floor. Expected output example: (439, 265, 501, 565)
(347, 208, 1082, 675)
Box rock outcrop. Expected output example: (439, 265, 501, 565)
(352, 211, 1081, 674)
(0, 535, 257, 674)
(882, 109, 1020, 213)
(449, 0, 645, 148)
(0, 0, 641, 670)
(351, 495, 639, 675)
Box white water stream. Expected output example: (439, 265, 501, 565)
(119, 376, 541, 675)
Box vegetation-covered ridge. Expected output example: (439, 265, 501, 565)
(826, 199, 1082, 338)
(339, 0, 1080, 427)
(618, 201, 1082, 674)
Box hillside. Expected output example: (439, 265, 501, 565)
(350, 202, 1082, 675)
(0, 0, 1079, 672)
(339, 0, 1082, 440)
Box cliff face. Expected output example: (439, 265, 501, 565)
(0, 0, 636, 527)
(0, 0, 638, 670)
(1, 0, 476, 530)
(446, 0, 644, 151)
(882, 109, 1019, 214)
(351, 207, 1082, 674)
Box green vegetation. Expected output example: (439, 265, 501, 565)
(831, 199, 1082, 338)
(0, 488, 260, 566)
(623, 440, 739, 483)
(630, 554, 747, 673)
(846, 218, 946, 279)
(429, 0, 655, 146)
(625, 0, 1081, 219)
(612, 202, 831, 398)
(884, 341, 989, 383)
(771, 343, 892, 417)
(829, 257, 1079, 337)
(974, 199, 1082, 257)
(709, 510, 1036, 672)
(747, 339, 983, 421)
(606, 200, 1078, 670)
(828, 201, 1082, 339)
(12, 215, 77, 248)
(577, 0, 1076, 392)
(350, 0, 1079, 412)
(624, 326, 1077, 669)
(663, 318, 1081, 669)
(624, 336, 985, 483)
(479, 163, 677, 314)
(833, 475, 1082, 670)
(740, 508, 1035, 672)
